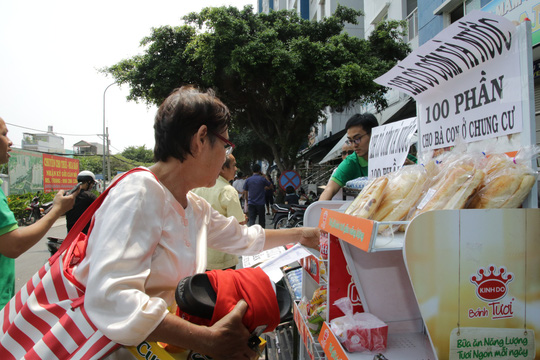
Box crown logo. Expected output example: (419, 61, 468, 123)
(470, 265, 513, 302)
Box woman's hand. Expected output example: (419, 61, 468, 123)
(263, 227, 321, 251)
(148, 301, 256, 359)
(298, 227, 321, 250)
(204, 300, 257, 360)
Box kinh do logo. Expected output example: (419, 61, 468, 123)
(470, 265, 513, 302)
(469, 265, 515, 320)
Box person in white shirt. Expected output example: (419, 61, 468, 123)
(329, 141, 355, 201)
(70, 85, 320, 360)
(232, 171, 246, 209)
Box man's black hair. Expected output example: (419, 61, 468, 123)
(345, 113, 379, 134)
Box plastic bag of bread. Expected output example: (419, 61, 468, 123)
(344, 176, 389, 218)
(403, 153, 485, 225)
(468, 147, 539, 209)
(371, 165, 427, 233)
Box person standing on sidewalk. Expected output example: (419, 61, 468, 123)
(243, 163, 271, 228)
(65, 170, 97, 235)
(232, 171, 246, 210)
(0, 117, 77, 309)
(192, 154, 247, 270)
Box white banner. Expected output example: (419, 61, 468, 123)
(368, 117, 417, 179)
(375, 11, 523, 152)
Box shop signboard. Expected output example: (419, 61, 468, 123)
(42, 154, 79, 192)
(375, 11, 524, 153)
(482, 0, 540, 47)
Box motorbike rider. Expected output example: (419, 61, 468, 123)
(65, 170, 97, 234)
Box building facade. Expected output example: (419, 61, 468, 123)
(21, 126, 65, 154)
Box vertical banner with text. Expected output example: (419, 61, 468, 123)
(42, 154, 79, 192)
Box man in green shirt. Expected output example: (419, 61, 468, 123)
(0, 117, 77, 309)
(320, 113, 379, 201)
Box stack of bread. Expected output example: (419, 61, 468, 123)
(370, 165, 427, 233)
(344, 148, 538, 233)
(468, 153, 537, 209)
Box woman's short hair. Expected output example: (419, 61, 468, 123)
(154, 85, 231, 162)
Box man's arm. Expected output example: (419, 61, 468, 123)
(0, 190, 77, 258)
(319, 179, 341, 201)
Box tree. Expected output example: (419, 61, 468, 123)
(75, 153, 153, 178)
(122, 145, 154, 163)
(104, 5, 410, 171)
(76, 156, 103, 175)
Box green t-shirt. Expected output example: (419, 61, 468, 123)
(0, 185, 18, 310)
(330, 153, 369, 187)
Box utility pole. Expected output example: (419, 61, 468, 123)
(103, 82, 116, 187)
(106, 127, 111, 184)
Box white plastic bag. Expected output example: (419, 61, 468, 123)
(330, 297, 388, 352)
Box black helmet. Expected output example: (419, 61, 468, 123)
(77, 170, 96, 184)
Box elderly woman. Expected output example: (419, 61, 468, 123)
(71, 86, 319, 359)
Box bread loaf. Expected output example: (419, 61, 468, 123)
(371, 166, 427, 233)
(501, 174, 536, 208)
(468, 174, 521, 209)
(406, 164, 480, 222)
(468, 154, 537, 209)
(444, 168, 484, 209)
(345, 176, 388, 219)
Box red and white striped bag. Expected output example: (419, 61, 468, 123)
(0, 168, 149, 359)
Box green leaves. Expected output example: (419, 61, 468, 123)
(104, 5, 410, 170)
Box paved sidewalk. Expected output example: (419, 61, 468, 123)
(53, 215, 67, 227)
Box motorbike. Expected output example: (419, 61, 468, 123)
(19, 192, 53, 226)
(47, 237, 63, 256)
(271, 203, 307, 229)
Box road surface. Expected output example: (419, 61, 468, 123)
(14, 216, 67, 292)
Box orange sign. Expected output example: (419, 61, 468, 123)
(43, 154, 79, 192)
(318, 322, 348, 359)
(318, 208, 374, 252)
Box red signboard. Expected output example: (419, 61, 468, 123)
(42, 154, 79, 192)
(328, 234, 363, 321)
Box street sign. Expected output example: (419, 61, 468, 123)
(279, 170, 301, 191)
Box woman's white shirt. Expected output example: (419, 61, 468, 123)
(72, 169, 265, 346)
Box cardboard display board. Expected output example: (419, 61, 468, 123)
(375, 11, 527, 153)
(404, 209, 540, 359)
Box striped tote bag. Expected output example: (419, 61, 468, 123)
(0, 168, 150, 359)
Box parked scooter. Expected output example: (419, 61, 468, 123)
(19, 192, 53, 226)
(271, 203, 307, 229)
(47, 237, 63, 256)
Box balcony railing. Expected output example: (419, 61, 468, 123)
(406, 7, 418, 42)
